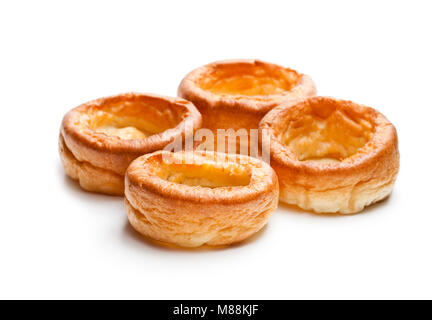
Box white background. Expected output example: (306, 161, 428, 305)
(1, 0, 431, 299)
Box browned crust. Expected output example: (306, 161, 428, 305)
(59, 93, 202, 193)
(59, 134, 124, 195)
(178, 59, 316, 131)
(124, 151, 279, 247)
(259, 96, 400, 213)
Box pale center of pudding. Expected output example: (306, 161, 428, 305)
(283, 108, 374, 162)
(157, 162, 251, 188)
(91, 114, 156, 139)
(199, 64, 301, 96)
(88, 99, 184, 140)
(96, 125, 148, 139)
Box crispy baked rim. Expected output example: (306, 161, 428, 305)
(178, 59, 316, 115)
(125, 151, 278, 204)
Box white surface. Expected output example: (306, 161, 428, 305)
(1, 0, 431, 299)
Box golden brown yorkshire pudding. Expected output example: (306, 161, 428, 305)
(178, 59, 316, 132)
(59, 93, 202, 195)
(125, 151, 279, 247)
(259, 96, 399, 214)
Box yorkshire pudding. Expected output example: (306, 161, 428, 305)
(178, 59, 316, 132)
(259, 96, 399, 214)
(125, 151, 279, 247)
(59, 93, 202, 195)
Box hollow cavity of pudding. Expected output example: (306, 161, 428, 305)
(88, 98, 184, 140)
(283, 103, 374, 163)
(155, 161, 251, 188)
(198, 62, 301, 96)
